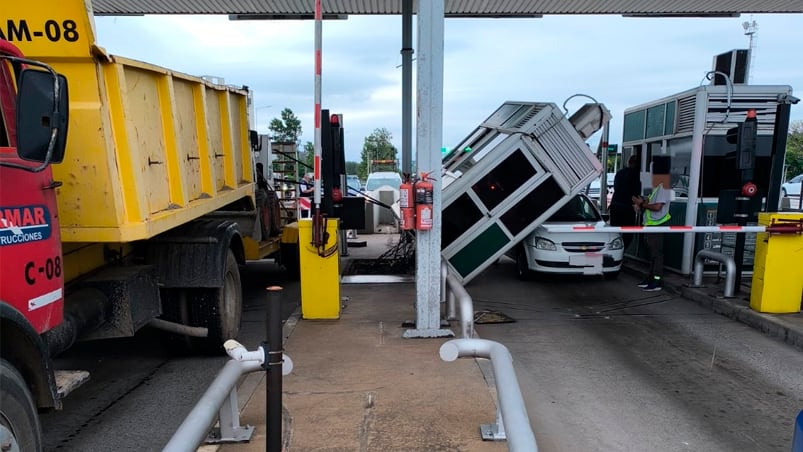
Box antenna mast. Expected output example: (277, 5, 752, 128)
(742, 17, 758, 83)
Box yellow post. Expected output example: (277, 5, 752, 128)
(298, 219, 341, 319)
(750, 212, 803, 313)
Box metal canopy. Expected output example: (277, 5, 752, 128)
(91, 0, 803, 16)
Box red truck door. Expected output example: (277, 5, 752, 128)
(0, 41, 64, 334)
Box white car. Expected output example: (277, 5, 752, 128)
(782, 174, 802, 198)
(510, 194, 624, 280)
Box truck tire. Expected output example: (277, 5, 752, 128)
(189, 250, 242, 354)
(0, 359, 42, 452)
(280, 242, 300, 280)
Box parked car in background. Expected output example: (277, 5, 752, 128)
(782, 174, 802, 198)
(508, 194, 624, 280)
(346, 174, 362, 195)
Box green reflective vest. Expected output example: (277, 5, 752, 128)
(644, 186, 671, 226)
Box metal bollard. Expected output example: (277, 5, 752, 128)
(264, 286, 284, 452)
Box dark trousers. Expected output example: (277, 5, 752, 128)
(644, 233, 664, 278)
(609, 203, 639, 249)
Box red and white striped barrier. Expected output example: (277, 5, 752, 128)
(544, 225, 769, 234)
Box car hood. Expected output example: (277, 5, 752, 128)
(533, 220, 619, 242)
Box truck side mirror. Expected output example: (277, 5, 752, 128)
(249, 130, 261, 152)
(16, 68, 69, 164)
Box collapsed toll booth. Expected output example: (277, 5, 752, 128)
(440, 101, 609, 283)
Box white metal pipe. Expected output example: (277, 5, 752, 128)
(693, 250, 737, 298)
(224, 340, 265, 364)
(440, 339, 537, 452)
(445, 273, 474, 339)
(443, 258, 457, 320)
(163, 359, 261, 452)
(147, 318, 208, 337)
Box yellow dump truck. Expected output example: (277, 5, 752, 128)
(0, 2, 291, 449)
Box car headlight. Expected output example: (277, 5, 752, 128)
(534, 237, 557, 251)
(609, 236, 624, 250)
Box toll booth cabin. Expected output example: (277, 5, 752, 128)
(621, 84, 793, 274)
(441, 101, 607, 283)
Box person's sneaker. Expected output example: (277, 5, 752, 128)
(642, 277, 663, 292)
(637, 277, 653, 288)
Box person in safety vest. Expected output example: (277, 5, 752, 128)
(631, 156, 672, 292)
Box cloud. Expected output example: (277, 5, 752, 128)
(93, 13, 803, 163)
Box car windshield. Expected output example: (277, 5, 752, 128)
(547, 195, 600, 222)
(365, 176, 401, 191)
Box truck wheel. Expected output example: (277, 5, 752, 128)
(0, 359, 42, 452)
(280, 242, 300, 280)
(189, 250, 242, 354)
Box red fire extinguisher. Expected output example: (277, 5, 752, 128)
(399, 173, 415, 230)
(415, 172, 434, 231)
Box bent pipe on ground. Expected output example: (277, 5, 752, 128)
(692, 250, 736, 298)
(440, 338, 538, 452)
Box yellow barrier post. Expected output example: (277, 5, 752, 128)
(750, 212, 803, 313)
(298, 219, 341, 319)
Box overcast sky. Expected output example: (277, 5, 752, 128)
(93, 12, 802, 164)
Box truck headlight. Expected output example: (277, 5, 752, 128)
(534, 237, 557, 251)
(609, 236, 624, 250)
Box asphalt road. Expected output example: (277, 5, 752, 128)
(470, 258, 803, 452)
(40, 252, 803, 451)
(41, 260, 299, 452)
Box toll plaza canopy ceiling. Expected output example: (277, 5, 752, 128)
(91, 0, 803, 17)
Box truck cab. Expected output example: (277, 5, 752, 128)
(1, 39, 70, 452)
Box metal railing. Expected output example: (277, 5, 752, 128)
(440, 338, 538, 452)
(164, 287, 292, 452)
(691, 249, 737, 298)
(440, 260, 536, 450)
(442, 258, 474, 339)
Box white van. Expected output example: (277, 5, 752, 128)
(364, 171, 402, 191)
(364, 172, 402, 228)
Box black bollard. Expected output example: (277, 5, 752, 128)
(264, 286, 283, 452)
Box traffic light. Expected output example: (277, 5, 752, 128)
(726, 109, 757, 171)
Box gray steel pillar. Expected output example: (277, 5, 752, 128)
(404, 0, 453, 338)
(401, 0, 413, 175)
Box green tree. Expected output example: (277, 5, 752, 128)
(785, 120, 803, 180)
(359, 128, 398, 180)
(299, 141, 314, 179)
(345, 161, 360, 175)
(269, 108, 302, 144)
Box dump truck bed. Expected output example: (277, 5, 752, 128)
(51, 53, 254, 242)
(5, 1, 255, 243)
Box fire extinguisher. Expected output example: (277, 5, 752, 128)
(415, 172, 434, 231)
(399, 173, 415, 230)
